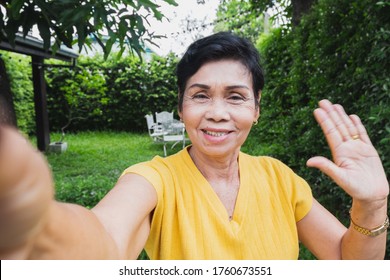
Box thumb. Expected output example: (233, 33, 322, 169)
(306, 156, 341, 180)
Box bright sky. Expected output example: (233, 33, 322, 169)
(147, 0, 220, 56)
(29, 0, 220, 57)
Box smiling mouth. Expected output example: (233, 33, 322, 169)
(202, 130, 230, 137)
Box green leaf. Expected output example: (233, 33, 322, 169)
(21, 10, 37, 38)
(150, 7, 163, 21)
(51, 42, 60, 55)
(118, 18, 128, 41)
(5, 18, 20, 47)
(137, 0, 159, 9)
(163, 0, 178, 6)
(76, 23, 87, 51)
(118, 8, 129, 16)
(37, 19, 51, 51)
(60, 4, 91, 30)
(136, 16, 146, 34)
(10, 0, 25, 19)
(116, 47, 125, 60)
(52, 25, 73, 47)
(104, 37, 115, 59)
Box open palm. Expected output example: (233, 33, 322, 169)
(307, 100, 389, 201)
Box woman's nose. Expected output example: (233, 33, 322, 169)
(205, 98, 230, 122)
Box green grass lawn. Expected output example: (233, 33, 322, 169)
(44, 130, 267, 208)
(42, 132, 268, 208)
(45, 131, 178, 208)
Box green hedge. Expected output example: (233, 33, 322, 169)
(0, 52, 35, 134)
(255, 0, 389, 257)
(2, 51, 179, 135)
(45, 53, 179, 133)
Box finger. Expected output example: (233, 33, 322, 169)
(333, 104, 359, 139)
(318, 100, 351, 141)
(0, 127, 28, 188)
(306, 156, 337, 175)
(313, 107, 343, 149)
(306, 156, 345, 189)
(350, 114, 372, 145)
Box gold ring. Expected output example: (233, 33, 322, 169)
(352, 135, 359, 140)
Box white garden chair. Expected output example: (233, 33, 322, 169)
(145, 114, 166, 142)
(148, 112, 190, 156)
(155, 111, 174, 125)
(162, 121, 187, 156)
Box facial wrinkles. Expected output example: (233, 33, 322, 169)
(183, 93, 257, 140)
(180, 61, 259, 147)
(183, 64, 256, 111)
(183, 85, 256, 109)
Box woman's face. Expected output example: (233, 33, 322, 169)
(179, 60, 259, 158)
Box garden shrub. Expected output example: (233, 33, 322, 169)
(1, 52, 35, 134)
(45, 52, 178, 133)
(256, 0, 389, 257)
(46, 63, 108, 134)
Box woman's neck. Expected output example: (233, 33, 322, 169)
(188, 146, 241, 220)
(188, 146, 240, 183)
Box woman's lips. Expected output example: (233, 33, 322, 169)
(201, 129, 232, 143)
(202, 130, 230, 137)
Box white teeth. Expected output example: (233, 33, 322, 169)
(204, 130, 228, 137)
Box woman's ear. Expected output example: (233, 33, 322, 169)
(257, 90, 262, 106)
(178, 109, 183, 121)
(177, 91, 183, 121)
(255, 90, 262, 119)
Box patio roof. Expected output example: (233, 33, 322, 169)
(0, 33, 78, 62)
(0, 34, 79, 152)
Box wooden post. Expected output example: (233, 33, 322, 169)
(32, 55, 50, 152)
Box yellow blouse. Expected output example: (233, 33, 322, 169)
(122, 147, 312, 259)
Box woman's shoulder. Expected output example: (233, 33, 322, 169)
(240, 152, 304, 183)
(240, 152, 289, 168)
(122, 148, 190, 177)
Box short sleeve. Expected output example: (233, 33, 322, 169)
(291, 175, 313, 222)
(121, 161, 164, 202)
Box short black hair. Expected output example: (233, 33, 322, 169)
(176, 31, 264, 111)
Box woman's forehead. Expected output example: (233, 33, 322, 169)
(187, 60, 252, 87)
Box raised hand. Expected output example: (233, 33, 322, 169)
(0, 126, 54, 258)
(306, 100, 389, 203)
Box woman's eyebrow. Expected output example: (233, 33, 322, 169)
(187, 84, 250, 90)
(187, 83, 210, 90)
(225, 85, 250, 90)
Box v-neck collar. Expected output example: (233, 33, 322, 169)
(182, 147, 249, 228)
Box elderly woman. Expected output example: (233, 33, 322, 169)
(0, 32, 388, 260)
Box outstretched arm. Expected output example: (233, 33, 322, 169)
(301, 99, 388, 259)
(0, 126, 156, 259)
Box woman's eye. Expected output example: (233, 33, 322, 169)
(229, 94, 246, 103)
(194, 94, 207, 98)
(192, 93, 209, 100)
